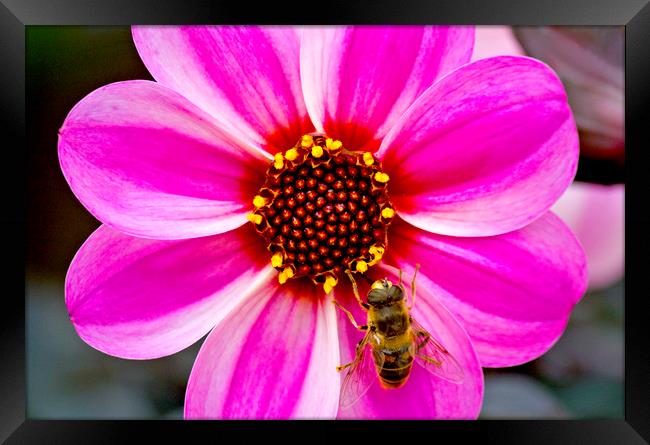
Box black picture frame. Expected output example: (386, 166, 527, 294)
(2, 0, 649, 442)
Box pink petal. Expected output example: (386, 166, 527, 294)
(385, 214, 587, 368)
(378, 56, 579, 237)
(65, 224, 271, 359)
(132, 26, 313, 152)
(185, 280, 340, 419)
(59, 80, 269, 239)
(471, 26, 524, 61)
(552, 183, 624, 290)
(300, 26, 474, 151)
(333, 272, 483, 419)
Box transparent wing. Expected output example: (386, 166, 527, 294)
(339, 331, 384, 409)
(410, 317, 464, 384)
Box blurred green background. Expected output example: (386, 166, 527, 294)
(26, 26, 624, 419)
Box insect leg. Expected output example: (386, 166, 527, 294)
(416, 353, 441, 367)
(336, 338, 366, 372)
(345, 270, 370, 310)
(413, 332, 442, 366)
(415, 330, 430, 349)
(409, 263, 421, 310)
(333, 300, 367, 331)
(336, 362, 354, 372)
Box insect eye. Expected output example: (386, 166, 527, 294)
(387, 285, 403, 301)
(367, 288, 387, 304)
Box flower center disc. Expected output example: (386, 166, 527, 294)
(248, 134, 395, 293)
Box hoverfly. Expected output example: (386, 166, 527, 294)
(333, 265, 464, 408)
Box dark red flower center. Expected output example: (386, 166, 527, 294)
(248, 134, 394, 293)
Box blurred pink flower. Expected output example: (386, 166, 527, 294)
(59, 26, 587, 419)
(471, 26, 524, 60)
(514, 27, 624, 162)
(552, 183, 624, 289)
(473, 26, 625, 289)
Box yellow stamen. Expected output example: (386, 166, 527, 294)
(326, 138, 343, 150)
(253, 195, 267, 208)
(323, 275, 338, 294)
(285, 147, 299, 161)
(273, 152, 284, 169)
(355, 260, 368, 273)
(368, 245, 385, 266)
(271, 252, 283, 268)
(311, 145, 324, 158)
(247, 213, 262, 225)
(381, 207, 395, 219)
(278, 267, 294, 285)
(363, 152, 374, 166)
(301, 135, 314, 147)
(374, 172, 390, 183)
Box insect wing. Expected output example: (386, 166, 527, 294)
(410, 317, 464, 384)
(339, 331, 384, 409)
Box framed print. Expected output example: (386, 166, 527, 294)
(1, 0, 648, 442)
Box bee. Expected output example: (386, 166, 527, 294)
(333, 265, 464, 408)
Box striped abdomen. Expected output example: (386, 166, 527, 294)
(374, 334, 414, 388)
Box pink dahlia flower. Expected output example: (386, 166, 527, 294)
(59, 26, 587, 419)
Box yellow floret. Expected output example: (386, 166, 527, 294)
(323, 275, 338, 294)
(273, 152, 284, 169)
(311, 145, 324, 158)
(368, 245, 385, 266)
(285, 147, 299, 161)
(253, 195, 267, 208)
(355, 260, 369, 273)
(278, 267, 294, 284)
(271, 252, 283, 268)
(363, 152, 374, 166)
(374, 172, 390, 183)
(381, 207, 395, 219)
(326, 138, 343, 150)
(247, 213, 262, 225)
(301, 135, 314, 147)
